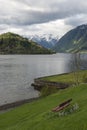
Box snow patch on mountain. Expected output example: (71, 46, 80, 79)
(27, 34, 59, 49)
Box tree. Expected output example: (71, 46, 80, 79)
(72, 53, 81, 86)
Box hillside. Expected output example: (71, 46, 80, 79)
(0, 32, 53, 54)
(0, 83, 87, 130)
(54, 24, 87, 53)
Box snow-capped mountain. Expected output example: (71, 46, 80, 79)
(27, 34, 59, 49)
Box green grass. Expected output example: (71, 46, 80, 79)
(0, 84, 87, 130)
(42, 70, 87, 84)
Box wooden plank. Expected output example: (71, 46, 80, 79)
(52, 99, 72, 112)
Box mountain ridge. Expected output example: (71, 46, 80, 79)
(54, 24, 87, 53)
(27, 34, 58, 49)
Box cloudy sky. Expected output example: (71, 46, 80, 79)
(0, 0, 87, 38)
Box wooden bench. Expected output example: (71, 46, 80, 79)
(52, 99, 72, 112)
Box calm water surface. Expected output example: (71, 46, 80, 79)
(0, 53, 87, 105)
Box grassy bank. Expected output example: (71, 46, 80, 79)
(42, 70, 87, 84)
(0, 83, 87, 130)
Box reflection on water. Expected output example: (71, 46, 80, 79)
(0, 53, 87, 105)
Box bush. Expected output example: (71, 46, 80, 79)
(58, 103, 79, 117)
(40, 85, 58, 97)
(44, 103, 79, 119)
(82, 74, 87, 83)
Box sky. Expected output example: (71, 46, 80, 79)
(0, 0, 87, 38)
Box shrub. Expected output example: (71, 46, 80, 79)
(58, 103, 79, 117)
(40, 85, 58, 97)
(82, 74, 87, 83)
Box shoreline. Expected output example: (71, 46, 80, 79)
(31, 73, 71, 91)
(1, 70, 87, 112)
(0, 97, 39, 112)
(0, 73, 69, 112)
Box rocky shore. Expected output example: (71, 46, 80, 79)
(31, 78, 70, 91)
(0, 97, 39, 111)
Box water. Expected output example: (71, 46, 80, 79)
(0, 53, 87, 105)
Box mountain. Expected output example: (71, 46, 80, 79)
(27, 34, 58, 49)
(0, 32, 54, 54)
(54, 24, 87, 53)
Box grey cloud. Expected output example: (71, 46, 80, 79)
(0, 0, 87, 35)
(65, 14, 87, 27)
(0, 0, 87, 27)
(0, 25, 7, 31)
(0, 10, 70, 26)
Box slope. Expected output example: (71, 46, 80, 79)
(54, 24, 87, 53)
(0, 83, 87, 130)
